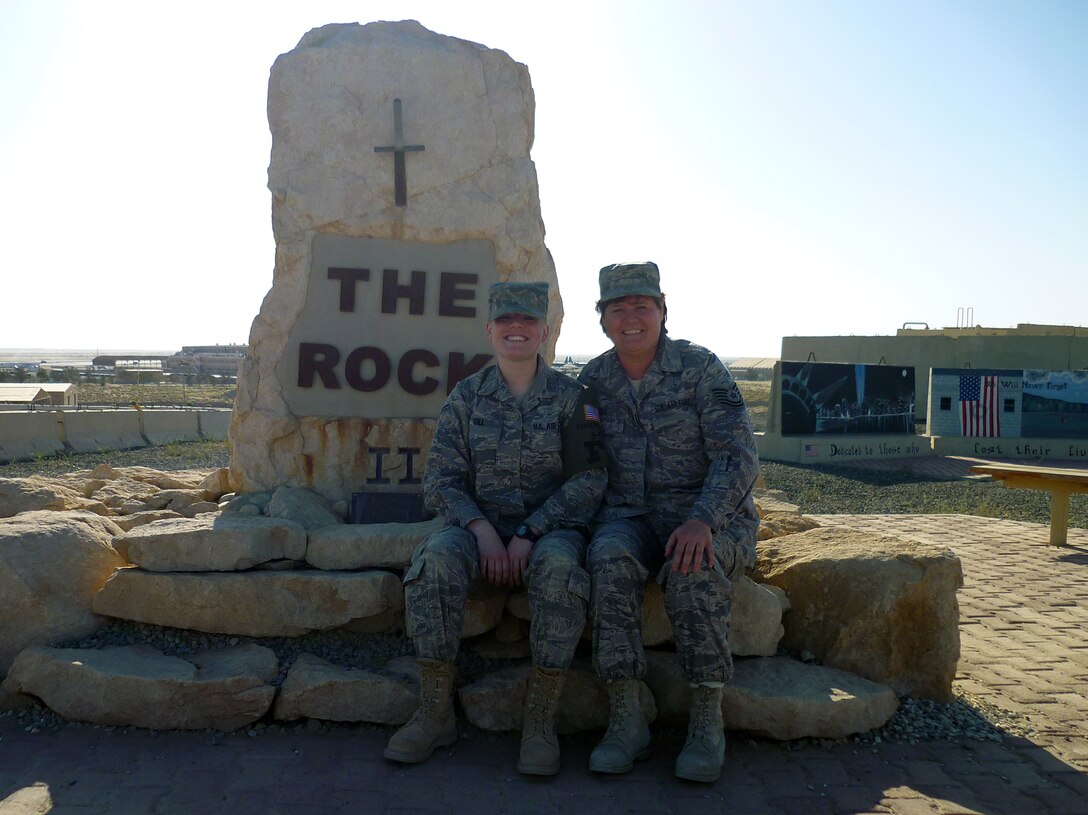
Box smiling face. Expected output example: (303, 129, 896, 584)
(601, 295, 664, 361)
(485, 312, 548, 363)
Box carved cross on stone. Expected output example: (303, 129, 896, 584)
(374, 98, 425, 207)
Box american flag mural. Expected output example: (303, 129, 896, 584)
(960, 374, 1001, 437)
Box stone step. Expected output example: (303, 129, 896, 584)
(3, 643, 898, 740)
(2, 644, 278, 731)
(93, 569, 404, 636)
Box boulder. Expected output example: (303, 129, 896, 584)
(230, 20, 561, 505)
(93, 569, 404, 637)
(0, 476, 103, 518)
(754, 526, 963, 701)
(200, 468, 234, 500)
(143, 489, 210, 512)
(642, 651, 898, 739)
(113, 510, 185, 532)
(111, 514, 307, 572)
(306, 518, 444, 569)
(267, 486, 342, 531)
(274, 653, 418, 724)
(180, 501, 221, 517)
(2, 644, 278, 730)
(222, 492, 272, 516)
(458, 664, 657, 733)
(82, 465, 209, 490)
(88, 477, 160, 509)
(0, 510, 125, 675)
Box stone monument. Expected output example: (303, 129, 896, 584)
(230, 21, 562, 511)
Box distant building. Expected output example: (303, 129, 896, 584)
(0, 385, 52, 407)
(39, 383, 77, 406)
(165, 344, 246, 377)
(729, 357, 777, 380)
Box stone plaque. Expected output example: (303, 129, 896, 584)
(278, 235, 496, 419)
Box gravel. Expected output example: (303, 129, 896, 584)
(0, 440, 1052, 745)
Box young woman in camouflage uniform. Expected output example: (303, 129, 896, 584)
(578, 262, 760, 783)
(384, 281, 606, 776)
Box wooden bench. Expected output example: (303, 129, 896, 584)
(969, 463, 1088, 546)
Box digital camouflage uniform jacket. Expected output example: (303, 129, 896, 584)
(578, 337, 760, 557)
(424, 358, 607, 539)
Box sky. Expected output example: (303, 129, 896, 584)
(1, 0, 1085, 359)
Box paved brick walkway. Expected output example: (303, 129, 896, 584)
(3, 514, 1087, 814)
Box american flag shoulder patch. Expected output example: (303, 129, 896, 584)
(583, 403, 601, 422)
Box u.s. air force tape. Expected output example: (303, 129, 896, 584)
(712, 384, 745, 408)
(562, 386, 609, 478)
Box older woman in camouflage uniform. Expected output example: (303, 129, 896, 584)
(578, 262, 760, 783)
(384, 281, 606, 776)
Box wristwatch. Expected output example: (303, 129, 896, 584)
(515, 523, 542, 543)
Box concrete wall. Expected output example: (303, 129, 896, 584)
(0, 409, 230, 463)
(0, 412, 66, 463)
(60, 410, 147, 453)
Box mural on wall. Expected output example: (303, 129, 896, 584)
(928, 368, 1021, 439)
(1021, 370, 1088, 438)
(780, 362, 915, 436)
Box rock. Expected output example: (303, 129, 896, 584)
(93, 569, 404, 637)
(274, 653, 417, 724)
(754, 526, 963, 701)
(111, 515, 307, 572)
(306, 518, 443, 569)
(200, 468, 233, 500)
(724, 657, 899, 740)
(506, 591, 530, 620)
(222, 492, 272, 516)
(90, 477, 160, 508)
(338, 607, 404, 634)
(113, 509, 185, 532)
(2, 644, 278, 730)
(458, 665, 657, 733)
(231, 20, 561, 505)
(463, 593, 506, 638)
(731, 577, 785, 657)
(0, 476, 101, 518)
(758, 513, 821, 541)
(143, 488, 208, 511)
(643, 651, 898, 739)
(596, 576, 783, 656)
(493, 612, 529, 643)
(181, 501, 222, 517)
(85, 465, 209, 491)
(267, 487, 343, 531)
(0, 510, 125, 675)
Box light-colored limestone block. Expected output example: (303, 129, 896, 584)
(306, 518, 443, 569)
(93, 569, 404, 637)
(111, 514, 307, 572)
(2, 644, 278, 731)
(754, 526, 963, 701)
(0, 510, 124, 674)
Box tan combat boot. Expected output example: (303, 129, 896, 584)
(518, 666, 566, 776)
(674, 685, 725, 782)
(383, 659, 457, 763)
(589, 678, 652, 774)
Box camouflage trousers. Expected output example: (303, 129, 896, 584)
(403, 525, 590, 668)
(587, 516, 743, 684)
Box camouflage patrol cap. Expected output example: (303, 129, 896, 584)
(488, 281, 549, 321)
(598, 262, 662, 302)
